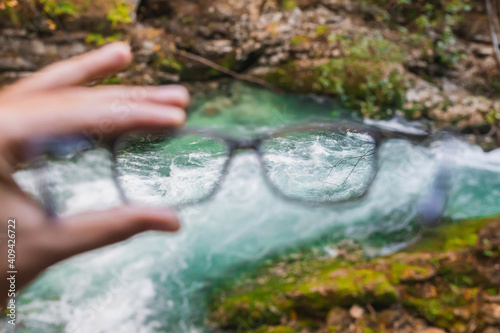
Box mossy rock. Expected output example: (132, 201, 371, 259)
(208, 217, 500, 332)
(291, 269, 398, 312)
(409, 216, 491, 253)
(209, 291, 293, 329)
(389, 261, 436, 284)
(403, 297, 470, 330)
(264, 35, 409, 120)
(248, 326, 296, 333)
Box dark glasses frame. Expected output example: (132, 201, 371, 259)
(30, 120, 433, 218)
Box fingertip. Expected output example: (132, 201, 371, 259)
(128, 206, 181, 232)
(168, 85, 191, 107)
(147, 210, 181, 232)
(100, 42, 132, 67)
(152, 85, 191, 108)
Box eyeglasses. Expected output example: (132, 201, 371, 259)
(30, 121, 435, 217)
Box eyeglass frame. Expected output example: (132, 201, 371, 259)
(29, 120, 434, 218)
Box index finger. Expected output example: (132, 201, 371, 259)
(2, 43, 132, 99)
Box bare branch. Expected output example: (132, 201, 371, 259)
(172, 49, 283, 92)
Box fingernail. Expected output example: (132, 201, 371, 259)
(169, 108, 187, 124)
(152, 85, 190, 105)
(149, 208, 181, 231)
(99, 42, 132, 60)
(100, 42, 130, 52)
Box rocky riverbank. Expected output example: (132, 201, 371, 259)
(207, 217, 500, 333)
(1, 0, 500, 147)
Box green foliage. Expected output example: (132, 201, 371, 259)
(266, 36, 408, 119)
(40, 0, 77, 17)
(315, 24, 329, 37)
(101, 77, 122, 85)
(181, 16, 194, 24)
(363, 0, 472, 29)
(107, 0, 134, 28)
(282, 0, 298, 11)
(314, 59, 406, 119)
(410, 217, 490, 253)
(290, 35, 309, 45)
(362, 0, 472, 68)
(157, 57, 183, 73)
(296, 269, 398, 308)
(85, 33, 123, 46)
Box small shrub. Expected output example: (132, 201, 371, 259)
(85, 33, 123, 46)
(107, 0, 134, 28)
(282, 0, 297, 11)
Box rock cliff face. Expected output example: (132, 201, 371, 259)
(1, 0, 500, 147)
(208, 217, 500, 333)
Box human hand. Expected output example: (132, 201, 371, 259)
(0, 43, 189, 306)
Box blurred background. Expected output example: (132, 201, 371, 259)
(2, 1, 500, 333)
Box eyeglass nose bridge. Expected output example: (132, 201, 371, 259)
(227, 139, 262, 153)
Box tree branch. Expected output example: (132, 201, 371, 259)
(172, 49, 283, 92)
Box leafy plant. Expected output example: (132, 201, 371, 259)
(85, 33, 123, 46)
(362, 0, 473, 67)
(107, 0, 134, 28)
(40, 0, 77, 17)
(282, 0, 298, 11)
(315, 24, 329, 37)
(290, 35, 309, 45)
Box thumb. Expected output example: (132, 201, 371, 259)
(44, 205, 180, 260)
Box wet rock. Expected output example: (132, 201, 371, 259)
(326, 307, 350, 326)
(481, 303, 500, 325)
(390, 253, 437, 283)
(484, 327, 500, 333)
(420, 328, 447, 333)
(484, 293, 500, 303)
(348, 305, 364, 320)
(376, 309, 398, 327)
(194, 39, 234, 57)
(430, 96, 493, 130)
(472, 44, 493, 57)
(405, 78, 444, 109)
(0, 57, 35, 71)
(475, 220, 500, 256)
(289, 269, 398, 311)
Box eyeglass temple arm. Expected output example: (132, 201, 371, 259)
(25, 135, 103, 219)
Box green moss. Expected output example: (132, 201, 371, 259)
(294, 269, 398, 310)
(209, 289, 293, 328)
(101, 77, 122, 85)
(487, 288, 499, 295)
(265, 35, 408, 119)
(404, 298, 452, 327)
(157, 57, 183, 73)
(290, 35, 309, 46)
(209, 216, 500, 331)
(361, 0, 472, 68)
(181, 16, 194, 24)
(40, 0, 77, 17)
(282, 0, 298, 11)
(389, 262, 433, 284)
(315, 25, 329, 37)
(410, 217, 491, 253)
(249, 326, 295, 333)
(314, 58, 407, 119)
